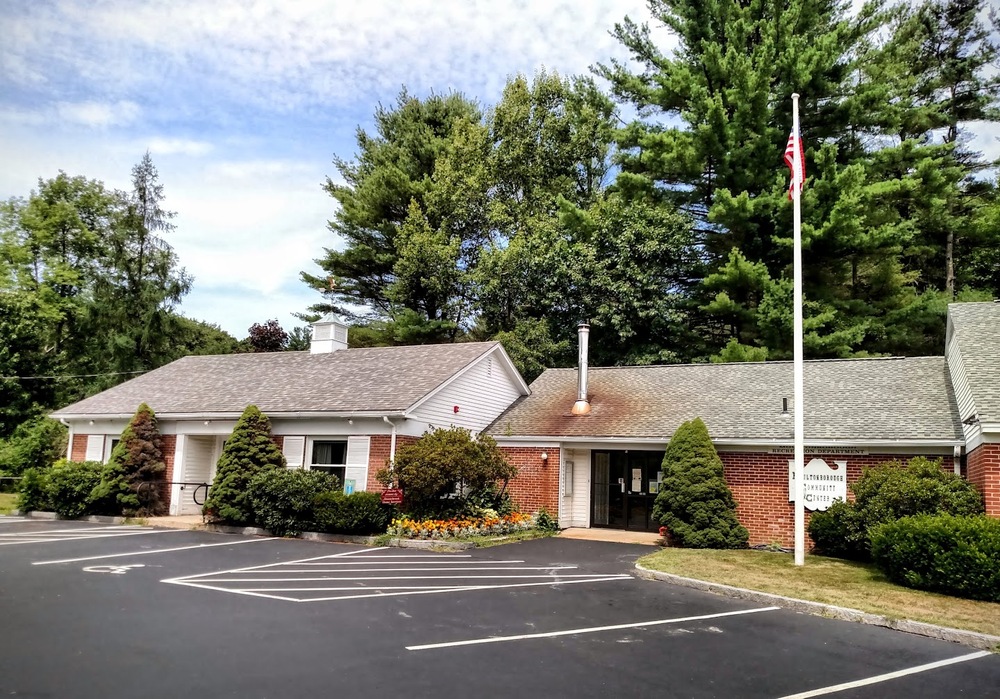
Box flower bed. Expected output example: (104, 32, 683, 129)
(388, 512, 533, 539)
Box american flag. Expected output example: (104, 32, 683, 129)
(784, 128, 805, 200)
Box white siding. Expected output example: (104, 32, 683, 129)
(283, 436, 306, 468)
(411, 352, 524, 432)
(178, 436, 215, 516)
(344, 436, 370, 493)
(558, 448, 591, 528)
(85, 435, 104, 462)
(947, 334, 981, 448)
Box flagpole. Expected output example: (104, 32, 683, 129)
(792, 93, 806, 566)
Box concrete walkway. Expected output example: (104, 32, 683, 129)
(558, 527, 662, 545)
(144, 515, 205, 529)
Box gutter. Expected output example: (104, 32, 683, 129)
(52, 410, 409, 421)
(492, 435, 964, 449)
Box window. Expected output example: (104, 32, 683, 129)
(310, 440, 347, 483)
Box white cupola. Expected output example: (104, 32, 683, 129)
(310, 314, 349, 354)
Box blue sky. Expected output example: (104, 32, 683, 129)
(2, 1, 997, 340)
(0, 0, 656, 338)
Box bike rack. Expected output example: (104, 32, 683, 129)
(138, 480, 210, 506)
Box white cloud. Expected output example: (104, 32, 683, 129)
(55, 100, 140, 128)
(146, 137, 213, 156)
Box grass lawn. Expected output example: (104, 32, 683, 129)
(0, 492, 17, 515)
(639, 548, 1000, 638)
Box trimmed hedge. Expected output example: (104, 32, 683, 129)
(313, 491, 395, 535)
(809, 457, 983, 560)
(17, 467, 51, 513)
(870, 514, 1000, 602)
(48, 460, 104, 518)
(249, 469, 339, 537)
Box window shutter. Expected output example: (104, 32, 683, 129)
(283, 436, 306, 469)
(85, 435, 104, 462)
(344, 436, 370, 492)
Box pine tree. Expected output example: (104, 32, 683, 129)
(653, 418, 748, 548)
(203, 405, 285, 525)
(91, 403, 167, 516)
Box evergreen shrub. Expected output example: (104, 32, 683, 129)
(90, 403, 167, 516)
(203, 405, 285, 526)
(48, 460, 104, 518)
(17, 467, 51, 512)
(808, 457, 984, 560)
(313, 491, 394, 535)
(249, 468, 338, 536)
(870, 514, 1000, 602)
(652, 418, 748, 549)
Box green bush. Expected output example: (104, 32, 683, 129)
(535, 506, 559, 532)
(17, 467, 51, 512)
(0, 417, 68, 475)
(376, 427, 517, 519)
(47, 460, 104, 518)
(653, 418, 748, 549)
(90, 403, 168, 516)
(870, 514, 1000, 602)
(465, 482, 515, 517)
(204, 405, 285, 525)
(249, 468, 338, 536)
(313, 491, 394, 535)
(809, 457, 984, 560)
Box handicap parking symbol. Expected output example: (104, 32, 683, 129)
(82, 564, 145, 575)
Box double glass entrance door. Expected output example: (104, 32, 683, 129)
(591, 450, 663, 532)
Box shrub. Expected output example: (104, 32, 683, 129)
(808, 457, 984, 560)
(535, 506, 559, 532)
(465, 481, 515, 517)
(249, 468, 338, 536)
(90, 403, 168, 516)
(0, 417, 68, 475)
(313, 491, 394, 535)
(376, 427, 517, 519)
(870, 514, 1000, 602)
(652, 418, 748, 549)
(17, 467, 51, 512)
(47, 460, 104, 518)
(203, 405, 285, 525)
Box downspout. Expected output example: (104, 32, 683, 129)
(59, 418, 72, 460)
(383, 416, 398, 464)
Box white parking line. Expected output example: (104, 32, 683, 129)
(406, 606, 782, 650)
(777, 650, 992, 698)
(163, 548, 633, 602)
(33, 537, 280, 565)
(0, 528, 183, 546)
(0, 517, 29, 523)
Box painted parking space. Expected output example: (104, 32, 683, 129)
(0, 524, 182, 546)
(161, 546, 634, 602)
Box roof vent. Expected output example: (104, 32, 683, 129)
(571, 323, 591, 415)
(310, 314, 349, 354)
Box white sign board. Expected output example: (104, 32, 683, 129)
(788, 458, 847, 511)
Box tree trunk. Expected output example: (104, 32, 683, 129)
(946, 228, 955, 298)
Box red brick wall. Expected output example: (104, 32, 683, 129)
(721, 451, 936, 548)
(159, 435, 177, 510)
(365, 434, 418, 492)
(967, 443, 1000, 517)
(70, 434, 88, 462)
(503, 447, 560, 515)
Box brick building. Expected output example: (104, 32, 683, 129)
(52, 303, 999, 545)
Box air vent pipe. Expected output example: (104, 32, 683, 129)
(572, 323, 591, 415)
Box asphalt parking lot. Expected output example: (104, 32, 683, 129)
(1, 517, 998, 698)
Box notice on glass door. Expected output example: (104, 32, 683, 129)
(631, 468, 642, 493)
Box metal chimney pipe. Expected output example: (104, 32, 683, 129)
(572, 323, 591, 415)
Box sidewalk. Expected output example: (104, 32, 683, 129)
(558, 527, 661, 545)
(144, 515, 205, 529)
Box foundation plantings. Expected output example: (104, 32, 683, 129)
(203, 405, 285, 526)
(90, 403, 167, 516)
(653, 417, 749, 549)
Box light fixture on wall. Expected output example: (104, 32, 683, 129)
(348, 418, 354, 425)
(204, 420, 210, 426)
(540, 451, 549, 465)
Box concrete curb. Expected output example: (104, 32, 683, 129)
(202, 523, 473, 550)
(20, 511, 126, 524)
(634, 563, 1000, 651)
